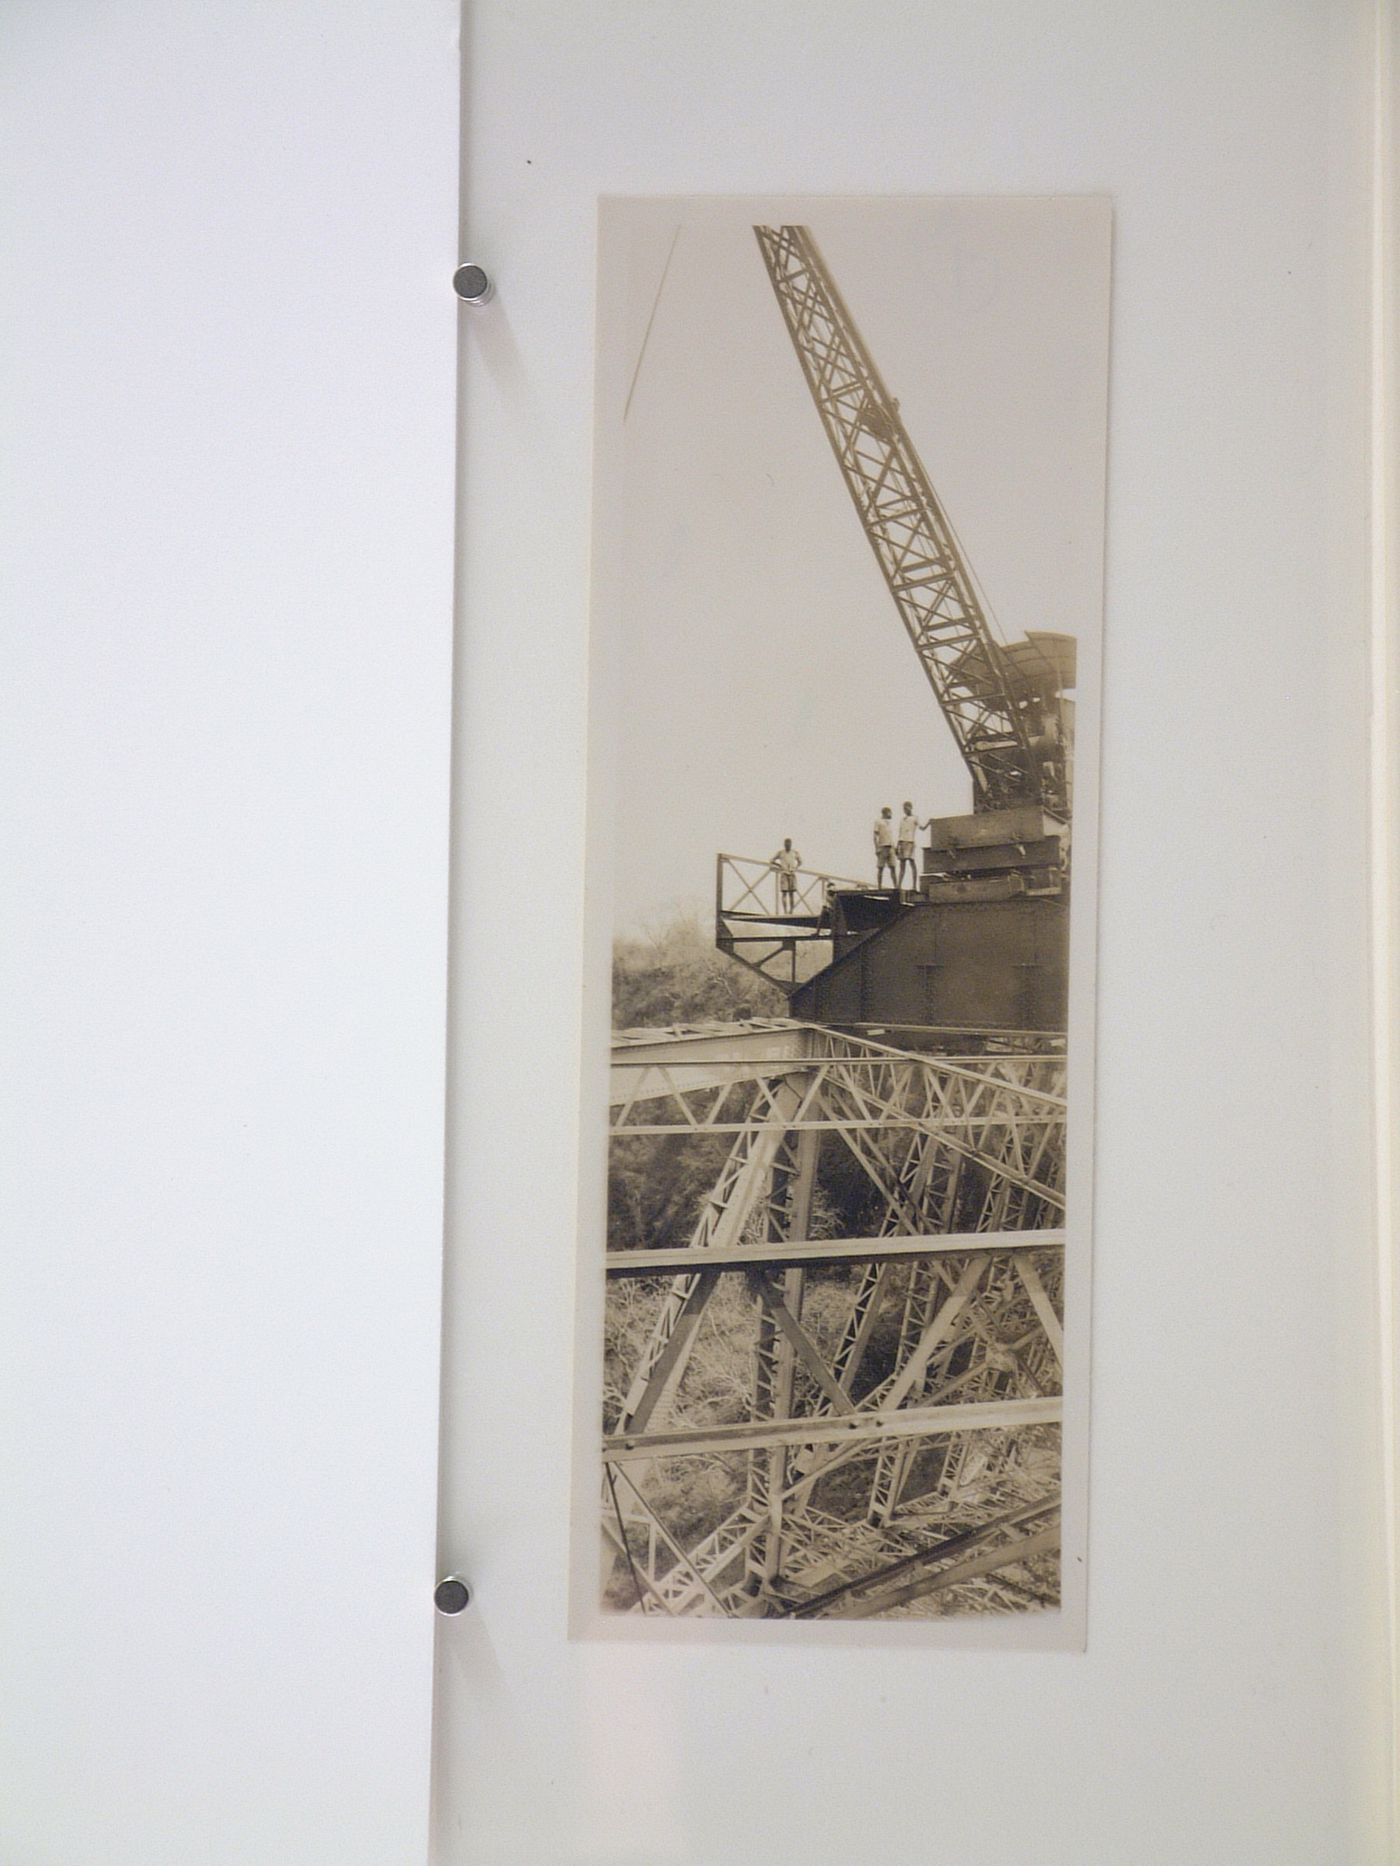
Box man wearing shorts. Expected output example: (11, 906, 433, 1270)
(896, 801, 922, 898)
(873, 807, 897, 888)
(770, 838, 802, 913)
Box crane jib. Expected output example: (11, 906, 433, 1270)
(753, 223, 1066, 820)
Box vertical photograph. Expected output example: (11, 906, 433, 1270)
(583, 197, 1110, 1632)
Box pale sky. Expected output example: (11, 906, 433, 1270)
(593, 197, 1110, 935)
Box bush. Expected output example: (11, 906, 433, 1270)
(613, 913, 785, 1029)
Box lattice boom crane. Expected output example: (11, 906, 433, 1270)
(754, 224, 1069, 821)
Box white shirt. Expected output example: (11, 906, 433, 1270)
(874, 816, 895, 847)
(898, 814, 918, 844)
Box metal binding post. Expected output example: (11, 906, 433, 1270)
(452, 263, 494, 305)
(433, 1575, 472, 1615)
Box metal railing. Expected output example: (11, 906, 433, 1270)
(716, 852, 864, 924)
(714, 852, 868, 990)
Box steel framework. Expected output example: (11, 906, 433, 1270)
(754, 224, 1068, 819)
(602, 1020, 1065, 1618)
(712, 851, 862, 989)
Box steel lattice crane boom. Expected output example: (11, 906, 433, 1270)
(754, 224, 1069, 820)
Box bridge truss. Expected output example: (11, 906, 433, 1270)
(602, 1020, 1067, 1619)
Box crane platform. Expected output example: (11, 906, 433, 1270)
(716, 852, 1068, 1038)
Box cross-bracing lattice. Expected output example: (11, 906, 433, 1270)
(602, 1021, 1066, 1619)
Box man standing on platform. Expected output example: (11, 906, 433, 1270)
(770, 838, 802, 914)
(896, 801, 924, 899)
(874, 806, 897, 889)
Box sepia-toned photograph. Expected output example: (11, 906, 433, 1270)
(582, 197, 1110, 1633)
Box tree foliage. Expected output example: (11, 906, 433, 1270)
(612, 912, 784, 1031)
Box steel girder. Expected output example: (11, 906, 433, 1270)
(602, 1020, 1066, 1620)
